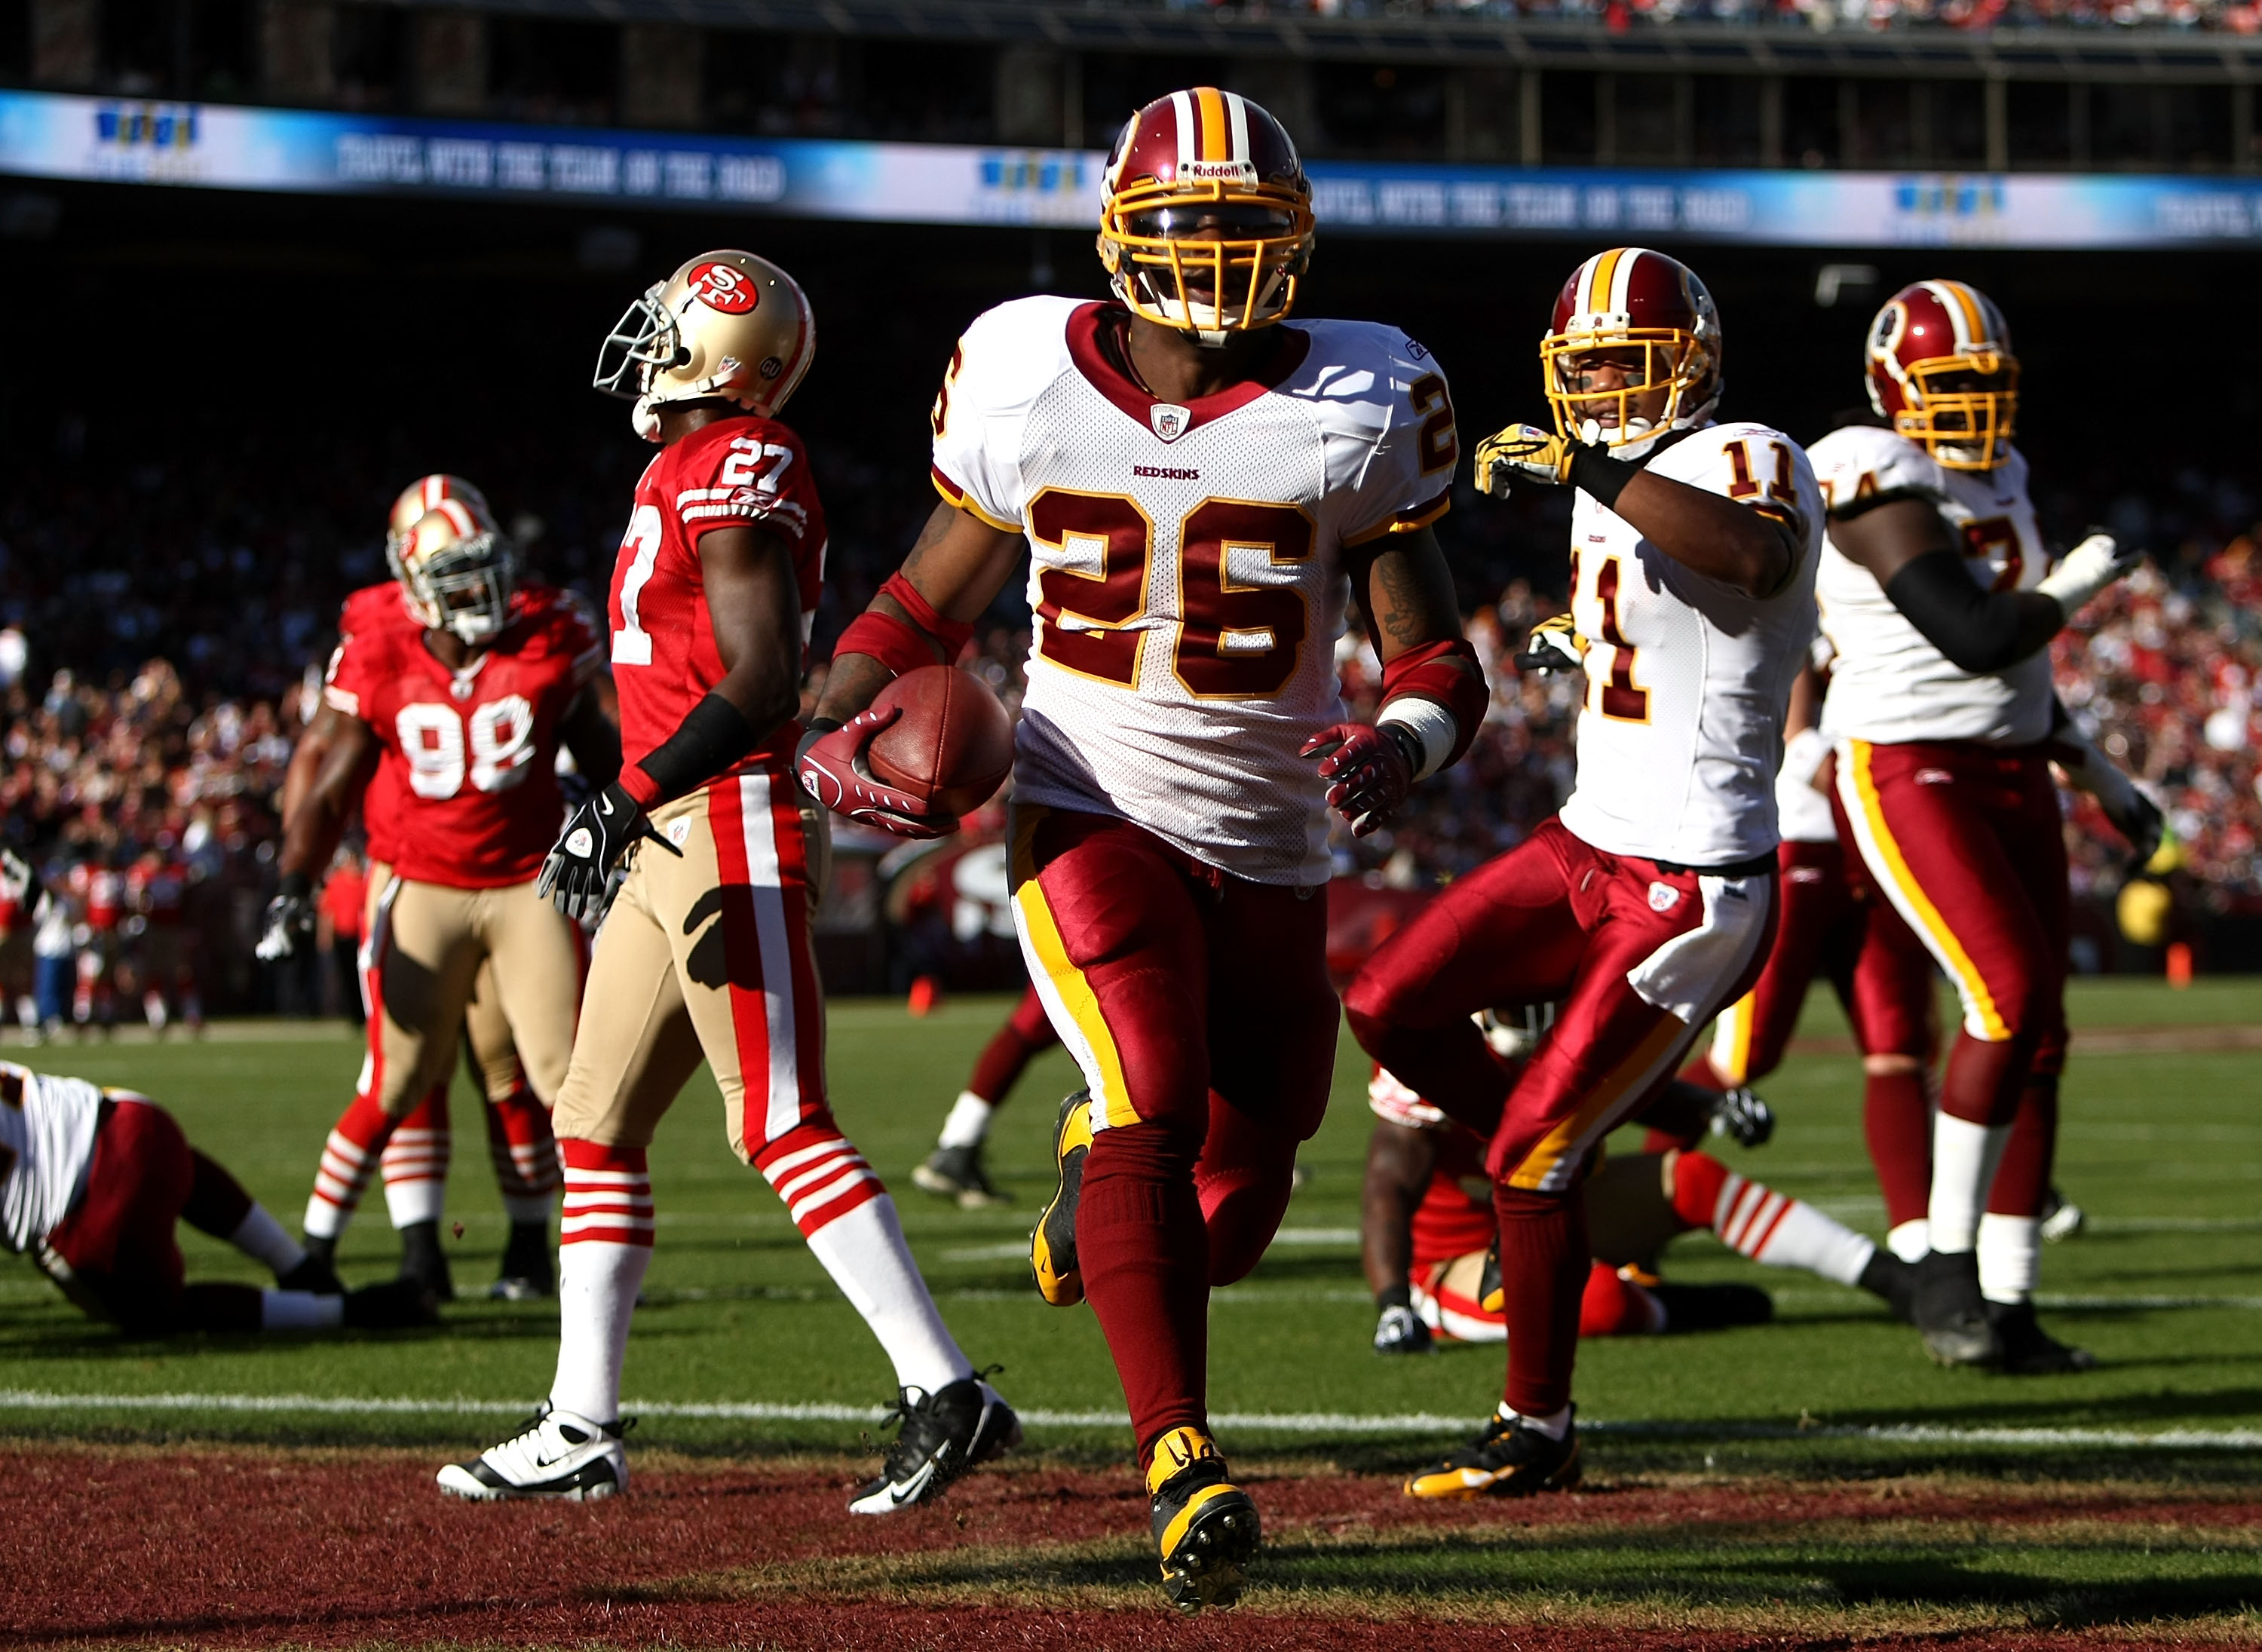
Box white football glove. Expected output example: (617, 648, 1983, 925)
(2037, 532, 2142, 617)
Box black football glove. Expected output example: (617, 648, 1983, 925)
(1707, 1085, 1777, 1148)
(256, 872, 315, 962)
(539, 780, 679, 922)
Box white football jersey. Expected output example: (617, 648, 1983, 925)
(932, 296, 1458, 884)
(1556, 421, 1822, 866)
(1807, 426, 2053, 746)
(1775, 725, 1838, 845)
(0, 1064, 103, 1255)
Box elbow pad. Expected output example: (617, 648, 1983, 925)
(1881, 550, 2030, 674)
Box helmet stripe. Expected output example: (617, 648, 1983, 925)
(1937, 280, 1985, 348)
(1170, 90, 1197, 171)
(1196, 87, 1228, 161)
(1224, 89, 1252, 162)
(1589, 247, 1627, 316)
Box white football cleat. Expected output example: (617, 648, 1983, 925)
(437, 1403, 629, 1501)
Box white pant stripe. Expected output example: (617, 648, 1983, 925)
(736, 774, 803, 1146)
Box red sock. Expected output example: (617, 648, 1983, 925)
(1579, 1261, 1662, 1337)
(1668, 1148, 1730, 1229)
(381, 1084, 452, 1228)
(1678, 1054, 1728, 1091)
(182, 1151, 254, 1237)
(1863, 1067, 1933, 1231)
(304, 1090, 400, 1240)
(752, 1115, 884, 1237)
(1987, 1074, 2057, 1218)
(1494, 1182, 1589, 1418)
(485, 1088, 562, 1224)
(1078, 1120, 1209, 1470)
(967, 1026, 1042, 1105)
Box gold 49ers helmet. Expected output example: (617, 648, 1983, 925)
(1543, 246, 1723, 462)
(1096, 87, 1316, 344)
(1865, 280, 2018, 473)
(593, 250, 816, 443)
(385, 474, 492, 560)
(394, 498, 518, 644)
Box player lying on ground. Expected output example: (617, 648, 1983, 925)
(1360, 1064, 1911, 1356)
(0, 1059, 433, 1332)
(802, 89, 1488, 1611)
(1348, 247, 1820, 1500)
(443, 250, 1016, 1516)
(913, 980, 1059, 1208)
(262, 477, 608, 1301)
(1808, 280, 2147, 1372)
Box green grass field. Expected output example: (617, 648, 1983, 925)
(3, 976, 2257, 1480)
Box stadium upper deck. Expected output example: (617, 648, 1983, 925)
(19, 0, 2262, 173)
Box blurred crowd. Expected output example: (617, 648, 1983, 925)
(1175, 0, 2256, 30)
(0, 399, 2250, 1011)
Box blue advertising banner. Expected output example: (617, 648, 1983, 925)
(8, 90, 2262, 250)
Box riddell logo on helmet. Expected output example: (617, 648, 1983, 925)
(1182, 160, 1257, 183)
(687, 262, 758, 314)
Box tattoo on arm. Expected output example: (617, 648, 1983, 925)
(897, 500, 959, 582)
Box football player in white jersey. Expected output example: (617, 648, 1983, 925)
(1344, 247, 1821, 1500)
(800, 87, 1488, 1611)
(1808, 280, 2147, 1373)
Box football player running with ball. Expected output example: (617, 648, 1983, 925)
(1809, 281, 2147, 1372)
(442, 251, 1016, 1512)
(1347, 247, 1821, 1500)
(802, 90, 1487, 1611)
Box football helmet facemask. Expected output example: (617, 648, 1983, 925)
(594, 250, 816, 443)
(1865, 280, 2018, 473)
(394, 498, 519, 644)
(1541, 247, 1722, 463)
(1096, 87, 1316, 346)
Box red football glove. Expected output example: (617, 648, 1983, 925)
(1301, 722, 1420, 838)
(795, 705, 958, 841)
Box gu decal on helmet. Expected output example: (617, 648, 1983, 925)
(1863, 280, 2018, 473)
(386, 474, 492, 559)
(1541, 246, 1723, 463)
(593, 248, 815, 443)
(685, 261, 759, 314)
(1096, 86, 1316, 346)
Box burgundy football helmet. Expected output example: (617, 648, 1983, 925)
(1096, 87, 1316, 345)
(1542, 247, 1722, 461)
(1865, 280, 2018, 473)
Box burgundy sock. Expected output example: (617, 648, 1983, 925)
(1862, 1068, 1934, 1231)
(1987, 1074, 2058, 1218)
(967, 1027, 1040, 1106)
(182, 1151, 255, 1239)
(1078, 1120, 1209, 1470)
(1494, 1182, 1589, 1418)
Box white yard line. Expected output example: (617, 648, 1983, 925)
(0, 1387, 2256, 1448)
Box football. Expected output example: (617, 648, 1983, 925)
(864, 664, 1016, 817)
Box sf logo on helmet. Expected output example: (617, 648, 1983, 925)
(687, 262, 758, 314)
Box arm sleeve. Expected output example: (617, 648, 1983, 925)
(1882, 549, 2055, 673)
(1341, 342, 1457, 547)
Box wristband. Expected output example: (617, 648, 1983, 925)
(1566, 442, 1638, 510)
(878, 573, 976, 661)
(1376, 699, 1454, 781)
(620, 692, 760, 808)
(277, 871, 313, 902)
(1378, 637, 1490, 770)
(833, 608, 942, 680)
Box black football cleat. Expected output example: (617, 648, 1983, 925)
(1859, 1246, 1918, 1323)
(1030, 1090, 1092, 1307)
(397, 1219, 456, 1302)
(1911, 1249, 2000, 1367)
(1404, 1405, 1583, 1500)
(276, 1251, 345, 1297)
(847, 1374, 1021, 1514)
(912, 1143, 1006, 1208)
(345, 1277, 442, 1329)
(1651, 1281, 1773, 1332)
(1148, 1427, 1260, 1614)
(490, 1219, 556, 1301)
(1988, 1298, 2095, 1375)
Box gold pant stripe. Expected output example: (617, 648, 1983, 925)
(1508, 1013, 1689, 1191)
(1845, 738, 2009, 1043)
(1009, 807, 1136, 1130)
(1709, 989, 1756, 1086)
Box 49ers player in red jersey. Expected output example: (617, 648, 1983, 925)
(261, 489, 618, 1298)
(440, 250, 1014, 1513)
(275, 477, 572, 1300)
(1348, 248, 1820, 1501)
(803, 93, 1487, 1610)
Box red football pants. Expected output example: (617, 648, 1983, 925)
(1010, 805, 1336, 1461)
(1837, 740, 2067, 1129)
(1345, 818, 1776, 1417)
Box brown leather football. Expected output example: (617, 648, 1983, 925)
(865, 664, 1015, 818)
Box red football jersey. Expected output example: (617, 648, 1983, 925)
(607, 415, 827, 776)
(323, 584, 605, 888)
(333, 583, 421, 867)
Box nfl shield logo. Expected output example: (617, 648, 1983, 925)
(1647, 881, 1681, 913)
(1149, 403, 1191, 442)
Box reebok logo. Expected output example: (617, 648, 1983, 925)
(1915, 768, 1954, 786)
(1134, 464, 1200, 480)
